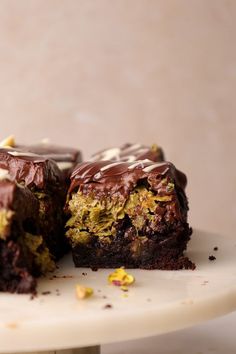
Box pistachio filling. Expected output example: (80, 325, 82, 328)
(22, 233, 56, 274)
(34, 192, 48, 220)
(66, 183, 174, 246)
(66, 193, 125, 245)
(0, 209, 14, 240)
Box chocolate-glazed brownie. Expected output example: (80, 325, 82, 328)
(0, 175, 55, 293)
(65, 160, 194, 270)
(0, 147, 67, 260)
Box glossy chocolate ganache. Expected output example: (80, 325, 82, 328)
(69, 160, 187, 197)
(0, 147, 62, 190)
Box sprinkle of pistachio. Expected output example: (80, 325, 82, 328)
(0, 135, 15, 148)
(108, 268, 135, 287)
(76, 284, 94, 299)
(151, 144, 159, 152)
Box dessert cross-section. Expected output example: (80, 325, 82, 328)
(65, 160, 194, 270)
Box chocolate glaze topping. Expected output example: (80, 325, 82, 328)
(0, 148, 62, 190)
(17, 143, 81, 163)
(90, 143, 164, 163)
(17, 143, 82, 172)
(69, 160, 187, 197)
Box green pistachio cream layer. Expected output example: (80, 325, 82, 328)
(0, 207, 56, 274)
(66, 181, 176, 247)
(22, 233, 56, 274)
(0, 190, 56, 275)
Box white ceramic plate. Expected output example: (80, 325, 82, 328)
(0, 229, 236, 353)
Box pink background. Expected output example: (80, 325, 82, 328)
(0, 0, 235, 236)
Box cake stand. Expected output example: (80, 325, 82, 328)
(1, 229, 236, 354)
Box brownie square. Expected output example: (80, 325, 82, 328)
(0, 148, 67, 260)
(0, 177, 55, 293)
(65, 160, 194, 270)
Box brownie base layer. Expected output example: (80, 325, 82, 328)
(71, 223, 195, 270)
(0, 240, 37, 294)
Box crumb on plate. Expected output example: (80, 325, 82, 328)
(41, 291, 51, 295)
(103, 304, 113, 309)
(209, 255, 216, 261)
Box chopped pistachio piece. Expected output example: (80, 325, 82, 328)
(151, 143, 159, 152)
(108, 268, 135, 287)
(23, 233, 56, 274)
(0, 135, 15, 148)
(76, 285, 94, 299)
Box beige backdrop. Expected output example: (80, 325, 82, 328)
(0, 0, 235, 236)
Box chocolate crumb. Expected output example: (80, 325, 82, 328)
(41, 291, 51, 295)
(103, 304, 113, 309)
(82, 272, 87, 276)
(97, 289, 101, 293)
(102, 295, 107, 299)
(213, 247, 218, 251)
(51, 275, 73, 279)
(209, 255, 216, 261)
(91, 267, 98, 272)
(30, 292, 37, 300)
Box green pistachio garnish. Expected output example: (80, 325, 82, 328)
(151, 144, 159, 152)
